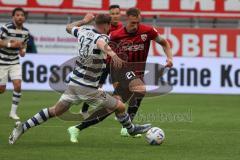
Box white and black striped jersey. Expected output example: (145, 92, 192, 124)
(0, 22, 29, 65)
(68, 25, 109, 88)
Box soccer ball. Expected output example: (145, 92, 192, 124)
(145, 127, 165, 145)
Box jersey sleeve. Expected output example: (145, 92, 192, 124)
(71, 27, 79, 38)
(95, 34, 109, 44)
(100, 35, 109, 43)
(148, 27, 159, 40)
(24, 32, 30, 45)
(0, 25, 8, 39)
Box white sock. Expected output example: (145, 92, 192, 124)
(23, 108, 51, 132)
(10, 91, 21, 114)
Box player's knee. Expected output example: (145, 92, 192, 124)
(115, 100, 126, 113)
(138, 85, 146, 95)
(48, 106, 58, 117)
(0, 86, 6, 94)
(48, 101, 68, 117)
(13, 83, 21, 92)
(130, 85, 146, 95)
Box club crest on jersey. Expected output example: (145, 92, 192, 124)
(141, 34, 147, 41)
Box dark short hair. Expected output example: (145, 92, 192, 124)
(126, 8, 140, 17)
(95, 14, 111, 25)
(12, 7, 26, 16)
(109, 4, 120, 10)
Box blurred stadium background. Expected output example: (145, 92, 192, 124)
(1, 0, 240, 93)
(0, 1, 240, 160)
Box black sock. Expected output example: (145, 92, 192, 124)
(76, 108, 112, 131)
(81, 102, 90, 113)
(127, 106, 139, 121)
(128, 93, 144, 121)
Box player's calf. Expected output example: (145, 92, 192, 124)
(48, 100, 71, 117)
(12, 79, 21, 92)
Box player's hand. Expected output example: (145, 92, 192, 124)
(19, 48, 26, 57)
(165, 58, 173, 68)
(112, 54, 125, 69)
(83, 13, 95, 24)
(9, 40, 23, 49)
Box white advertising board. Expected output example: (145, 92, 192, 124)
(5, 55, 240, 94)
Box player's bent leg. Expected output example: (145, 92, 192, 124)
(48, 100, 71, 117)
(129, 78, 146, 94)
(79, 87, 105, 120)
(9, 79, 22, 120)
(75, 108, 112, 131)
(113, 83, 146, 137)
(9, 100, 71, 144)
(114, 100, 151, 136)
(116, 78, 146, 137)
(69, 107, 112, 143)
(128, 78, 146, 121)
(68, 93, 116, 143)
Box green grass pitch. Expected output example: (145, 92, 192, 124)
(0, 91, 240, 160)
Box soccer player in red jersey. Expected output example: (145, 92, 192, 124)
(99, 4, 123, 87)
(108, 5, 123, 33)
(109, 7, 173, 136)
(67, 8, 172, 142)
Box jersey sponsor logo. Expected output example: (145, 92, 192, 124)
(121, 44, 145, 52)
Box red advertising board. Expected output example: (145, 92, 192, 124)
(0, 0, 240, 18)
(151, 27, 240, 58)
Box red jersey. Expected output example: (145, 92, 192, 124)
(110, 24, 158, 63)
(106, 21, 123, 63)
(109, 21, 123, 33)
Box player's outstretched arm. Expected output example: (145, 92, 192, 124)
(66, 13, 95, 34)
(96, 38, 124, 69)
(154, 35, 173, 68)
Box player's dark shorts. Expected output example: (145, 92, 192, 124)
(111, 67, 139, 102)
(99, 63, 110, 85)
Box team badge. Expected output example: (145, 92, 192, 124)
(141, 34, 147, 41)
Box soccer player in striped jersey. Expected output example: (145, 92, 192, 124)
(80, 4, 123, 116)
(0, 7, 29, 120)
(9, 14, 152, 144)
